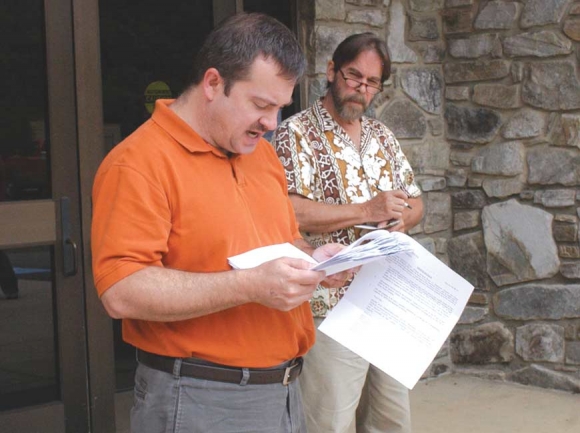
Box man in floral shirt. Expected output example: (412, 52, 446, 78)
(273, 33, 423, 433)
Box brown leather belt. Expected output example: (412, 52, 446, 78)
(137, 349, 303, 386)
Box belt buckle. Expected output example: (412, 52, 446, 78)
(282, 358, 302, 386)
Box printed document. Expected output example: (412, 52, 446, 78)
(227, 230, 474, 389)
(319, 231, 474, 389)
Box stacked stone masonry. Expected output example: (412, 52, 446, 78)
(303, 0, 580, 392)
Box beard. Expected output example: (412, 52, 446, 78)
(329, 82, 370, 122)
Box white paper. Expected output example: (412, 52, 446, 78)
(228, 242, 317, 269)
(318, 231, 474, 390)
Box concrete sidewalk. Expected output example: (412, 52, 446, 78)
(410, 374, 580, 433)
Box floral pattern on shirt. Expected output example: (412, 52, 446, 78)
(273, 99, 421, 317)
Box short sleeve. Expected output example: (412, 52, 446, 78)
(91, 164, 172, 296)
(273, 119, 318, 200)
(380, 126, 422, 199)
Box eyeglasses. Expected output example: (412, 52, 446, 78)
(338, 70, 383, 95)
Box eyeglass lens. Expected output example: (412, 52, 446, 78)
(340, 70, 381, 94)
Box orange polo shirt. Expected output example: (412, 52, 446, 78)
(91, 99, 314, 367)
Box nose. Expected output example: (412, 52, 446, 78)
(260, 109, 279, 131)
(356, 83, 368, 94)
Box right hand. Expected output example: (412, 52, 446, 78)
(364, 189, 408, 223)
(245, 257, 326, 311)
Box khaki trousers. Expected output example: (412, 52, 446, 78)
(300, 318, 411, 433)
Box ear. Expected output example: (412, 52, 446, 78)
(326, 60, 336, 84)
(202, 68, 223, 101)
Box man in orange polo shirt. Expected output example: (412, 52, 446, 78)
(91, 13, 350, 433)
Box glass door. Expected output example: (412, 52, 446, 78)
(0, 0, 90, 432)
(1, 1, 302, 432)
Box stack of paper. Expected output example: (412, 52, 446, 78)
(311, 230, 412, 275)
(227, 230, 410, 276)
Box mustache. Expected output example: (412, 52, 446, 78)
(249, 123, 269, 133)
(344, 95, 367, 105)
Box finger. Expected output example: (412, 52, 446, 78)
(323, 243, 345, 255)
(322, 271, 352, 287)
(388, 223, 401, 232)
(388, 198, 406, 209)
(290, 268, 327, 286)
(391, 189, 409, 200)
(281, 257, 317, 270)
(287, 283, 317, 299)
(388, 210, 403, 221)
(334, 270, 351, 280)
(391, 223, 406, 233)
(281, 293, 315, 311)
(376, 220, 389, 229)
(312, 243, 344, 261)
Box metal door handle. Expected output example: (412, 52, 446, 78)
(60, 197, 78, 276)
(64, 237, 78, 276)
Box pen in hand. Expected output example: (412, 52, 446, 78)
(377, 186, 413, 210)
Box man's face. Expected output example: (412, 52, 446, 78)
(208, 57, 295, 155)
(327, 49, 383, 122)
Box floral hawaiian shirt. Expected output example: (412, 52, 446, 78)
(273, 98, 421, 318)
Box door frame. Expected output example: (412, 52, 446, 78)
(72, 0, 117, 432)
(1, 0, 91, 431)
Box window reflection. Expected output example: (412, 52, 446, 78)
(0, 246, 58, 411)
(99, 0, 214, 391)
(0, 1, 51, 202)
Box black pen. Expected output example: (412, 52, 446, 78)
(377, 186, 413, 210)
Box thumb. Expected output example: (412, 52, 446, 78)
(282, 257, 317, 270)
(324, 243, 345, 255)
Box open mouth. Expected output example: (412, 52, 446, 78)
(247, 131, 261, 139)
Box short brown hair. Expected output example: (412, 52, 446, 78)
(191, 13, 305, 95)
(331, 33, 391, 83)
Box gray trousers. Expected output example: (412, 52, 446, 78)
(130, 361, 306, 433)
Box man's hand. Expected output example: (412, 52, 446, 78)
(376, 195, 423, 234)
(312, 243, 358, 288)
(311, 242, 344, 262)
(245, 257, 326, 311)
(364, 189, 408, 223)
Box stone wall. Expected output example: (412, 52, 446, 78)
(298, 0, 580, 392)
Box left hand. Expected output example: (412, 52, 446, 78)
(312, 243, 359, 288)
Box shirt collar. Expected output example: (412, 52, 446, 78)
(312, 98, 335, 132)
(151, 99, 227, 158)
(312, 97, 370, 133)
